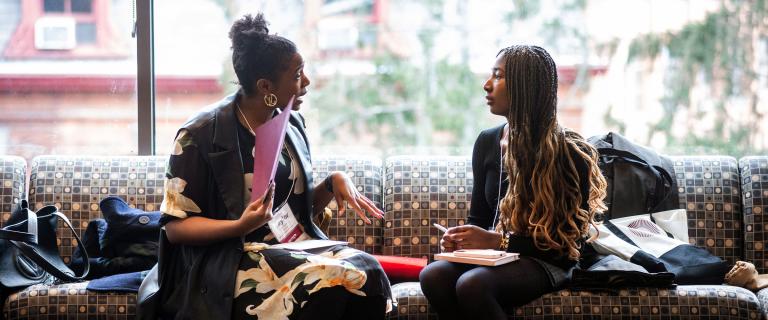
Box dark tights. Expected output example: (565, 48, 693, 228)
(419, 257, 554, 320)
(296, 286, 386, 320)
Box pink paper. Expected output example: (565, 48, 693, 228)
(250, 96, 294, 202)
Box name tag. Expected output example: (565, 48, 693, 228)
(268, 203, 305, 243)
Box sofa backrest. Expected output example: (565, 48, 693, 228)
(24, 154, 383, 261)
(739, 156, 768, 273)
(312, 155, 384, 254)
(381, 155, 746, 264)
(0, 155, 26, 227)
(382, 156, 473, 259)
(28, 156, 167, 264)
(671, 156, 743, 266)
(13, 153, 753, 266)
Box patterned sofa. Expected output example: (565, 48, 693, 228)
(0, 154, 767, 319)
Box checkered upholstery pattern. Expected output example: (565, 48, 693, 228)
(26, 156, 167, 264)
(3, 156, 166, 319)
(740, 156, 768, 273)
(510, 286, 761, 319)
(312, 155, 384, 254)
(387, 155, 762, 319)
(4, 153, 768, 319)
(382, 156, 473, 260)
(671, 156, 743, 266)
(0, 155, 26, 227)
(757, 288, 768, 319)
(4, 282, 136, 319)
(388, 282, 437, 320)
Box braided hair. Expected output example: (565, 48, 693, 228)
(496, 45, 607, 260)
(229, 13, 297, 95)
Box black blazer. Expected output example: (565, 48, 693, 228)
(140, 92, 327, 320)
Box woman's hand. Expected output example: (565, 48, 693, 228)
(329, 171, 384, 224)
(238, 183, 274, 235)
(440, 233, 457, 252)
(444, 225, 502, 250)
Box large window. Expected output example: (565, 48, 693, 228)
(2, 0, 766, 161)
(0, 0, 137, 162)
(152, 0, 768, 158)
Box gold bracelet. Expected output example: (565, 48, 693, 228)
(498, 232, 510, 251)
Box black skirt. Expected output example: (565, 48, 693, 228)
(232, 243, 393, 319)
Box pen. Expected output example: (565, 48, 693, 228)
(432, 223, 448, 233)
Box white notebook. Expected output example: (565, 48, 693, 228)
(270, 239, 348, 251)
(435, 251, 519, 266)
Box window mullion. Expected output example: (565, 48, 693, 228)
(136, 0, 155, 155)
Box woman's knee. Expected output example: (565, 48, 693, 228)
(419, 261, 457, 294)
(454, 269, 494, 301)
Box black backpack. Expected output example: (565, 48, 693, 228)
(587, 132, 679, 220)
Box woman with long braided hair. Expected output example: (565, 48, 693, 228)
(419, 45, 607, 319)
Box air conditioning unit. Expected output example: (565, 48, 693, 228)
(318, 18, 359, 51)
(34, 16, 76, 50)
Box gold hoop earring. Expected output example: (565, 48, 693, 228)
(264, 93, 278, 107)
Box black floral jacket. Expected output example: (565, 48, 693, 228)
(138, 92, 326, 319)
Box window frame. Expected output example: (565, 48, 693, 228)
(136, 0, 155, 155)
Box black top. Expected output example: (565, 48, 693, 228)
(469, 124, 591, 270)
(235, 111, 309, 243)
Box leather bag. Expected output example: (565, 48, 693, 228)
(588, 132, 678, 220)
(0, 200, 89, 299)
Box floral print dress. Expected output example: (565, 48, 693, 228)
(161, 113, 392, 320)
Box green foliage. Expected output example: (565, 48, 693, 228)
(626, 1, 767, 156)
(602, 105, 626, 135)
(311, 54, 488, 149)
(507, 0, 541, 20)
(309, 0, 595, 152)
(627, 34, 661, 63)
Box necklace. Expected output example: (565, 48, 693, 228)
(235, 102, 255, 136)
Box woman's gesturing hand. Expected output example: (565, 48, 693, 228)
(444, 225, 502, 250)
(239, 182, 275, 235)
(329, 171, 384, 224)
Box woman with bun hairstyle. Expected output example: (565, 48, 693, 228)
(140, 13, 392, 320)
(419, 45, 607, 319)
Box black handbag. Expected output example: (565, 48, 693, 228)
(0, 200, 89, 299)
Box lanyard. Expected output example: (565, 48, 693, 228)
(490, 146, 504, 231)
(276, 144, 297, 209)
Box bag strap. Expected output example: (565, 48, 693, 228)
(9, 209, 90, 282)
(650, 165, 676, 212)
(596, 148, 649, 166)
(600, 149, 676, 213)
(0, 201, 38, 244)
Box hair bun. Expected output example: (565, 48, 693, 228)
(249, 13, 269, 35)
(229, 13, 270, 48)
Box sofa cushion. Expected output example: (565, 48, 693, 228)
(389, 281, 762, 319)
(671, 156, 742, 266)
(511, 285, 761, 319)
(3, 282, 136, 319)
(740, 156, 768, 274)
(28, 156, 167, 264)
(0, 155, 26, 227)
(757, 287, 768, 319)
(312, 155, 384, 255)
(373, 255, 427, 283)
(387, 282, 436, 320)
(383, 156, 472, 259)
